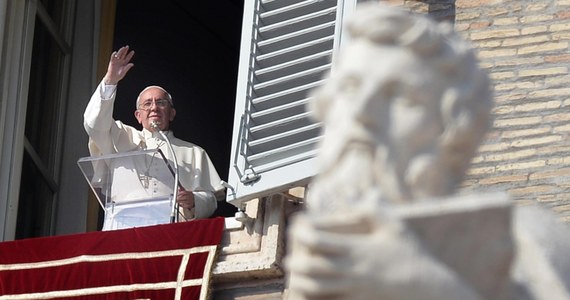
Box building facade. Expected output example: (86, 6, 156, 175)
(1, 0, 570, 298)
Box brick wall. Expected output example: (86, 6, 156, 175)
(382, 0, 456, 21)
(378, 0, 570, 221)
(454, 0, 570, 222)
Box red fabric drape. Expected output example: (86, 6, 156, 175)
(0, 218, 224, 300)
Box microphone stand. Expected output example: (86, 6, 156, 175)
(151, 122, 180, 223)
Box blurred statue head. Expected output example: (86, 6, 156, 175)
(308, 3, 493, 212)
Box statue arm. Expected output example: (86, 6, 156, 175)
(286, 214, 483, 300)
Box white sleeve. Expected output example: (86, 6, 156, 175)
(84, 81, 140, 155)
(101, 83, 117, 100)
(84, 81, 117, 132)
(182, 191, 218, 220)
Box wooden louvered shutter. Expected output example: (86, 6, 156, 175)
(226, 0, 357, 206)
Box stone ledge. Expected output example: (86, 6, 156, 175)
(212, 195, 292, 283)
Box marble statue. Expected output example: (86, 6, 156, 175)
(285, 3, 570, 300)
(305, 1, 492, 214)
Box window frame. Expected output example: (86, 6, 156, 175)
(0, 0, 75, 240)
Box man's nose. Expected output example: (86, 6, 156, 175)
(149, 100, 160, 110)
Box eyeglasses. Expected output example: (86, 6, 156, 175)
(138, 99, 171, 110)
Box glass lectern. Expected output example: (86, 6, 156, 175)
(78, 149, 176, 231)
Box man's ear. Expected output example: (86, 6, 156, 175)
(170, 108, 176, 121)
(134, 110, 142, 124)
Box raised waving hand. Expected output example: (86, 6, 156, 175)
(103, 45, 135, 85)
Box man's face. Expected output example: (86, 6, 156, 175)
(315, 42, 443, 159)
(311, 41, 445, 201)
(134, 87, 176, 131)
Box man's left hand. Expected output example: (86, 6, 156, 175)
(177, 188, 195, 209)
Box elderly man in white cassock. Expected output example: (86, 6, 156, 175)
(84, 45, 224, 230)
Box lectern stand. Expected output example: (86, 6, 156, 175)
(78, 149, 176, 230)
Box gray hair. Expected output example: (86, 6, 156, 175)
(135, 85, 174, 109)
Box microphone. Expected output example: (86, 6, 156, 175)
(151, 121, 180, 223)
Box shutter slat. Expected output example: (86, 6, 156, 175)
(250, 98, 310, 124)
(257, 36, 334, 62)
(257, 21, 335, 50)
(253, 64, 331, 96)
(249, 122, 321, 151)
(260, 0, 337, 25)
(258, 7, 337, 40)
(248, 136, 321, 168)
(255, 51, 332, 82)
(261, 0, 310, 12)
(257, 27, 335, 63)
(250, 111, 313, 137)
(252, 80, 325, 110)
(259, 6, 337, 31)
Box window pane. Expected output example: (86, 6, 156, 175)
(18, 10, 65, 239)
(25, 15, 64, 169)
(16, 152, 55, 239)
(39, 0, 67, 30)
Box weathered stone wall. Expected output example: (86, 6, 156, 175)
(453, 0, 570, 222)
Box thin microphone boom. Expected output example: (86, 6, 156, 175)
(151, 121, 180, 223)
